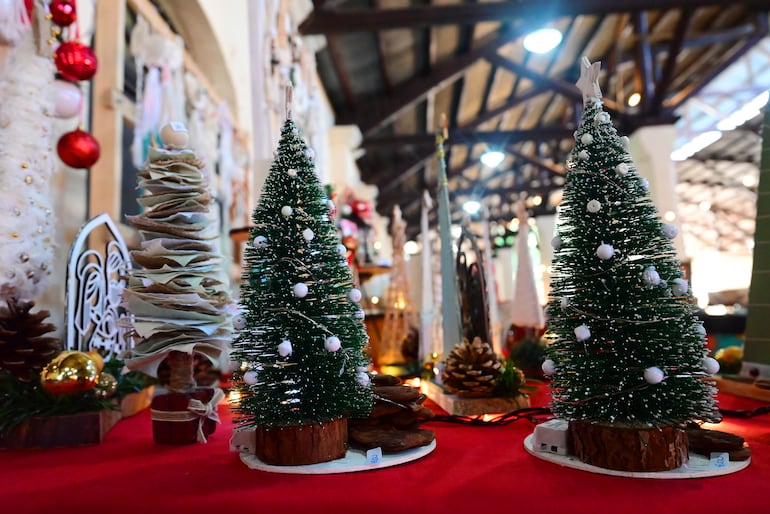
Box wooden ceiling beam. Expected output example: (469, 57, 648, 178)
(361, 127, 574, 150)
(326, 35, 356, 110)
(665, 11, 768, 112)
(339, 25, 520, 135)
(485, 53, 627, 119)
(372, 86, 551, 194)
(300, 0, 770, 34)
(633, 11, 655, 113)
(649, 8, 692, 116)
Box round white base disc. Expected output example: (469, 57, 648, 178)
(240, 439, 436, 474)
(524, 433, 749, 479)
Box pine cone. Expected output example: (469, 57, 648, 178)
(0, 299, 61, 382)
(442, 337, 501, 397)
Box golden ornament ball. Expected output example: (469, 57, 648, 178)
(40, 350, 99, 395)
(94, 372, 118, 399)
(86, 350, 105, 372)
(160, 122, 189, 149)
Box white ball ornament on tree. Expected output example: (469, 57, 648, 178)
(542, 359, 556, 375)
(253, 235, 267, 249)
(281, 205, 293, 217)
(615, 163, 629, 176)
(337, 243, 348, 257)
(581, 133, 594, 145)
(243, 370, 259, 385)
(278, 339, 293, 357)
(642, 266, 661, 286)
(287, 168, 297, 177)
(696, 324, 707, 337)
(587, 199, 602, 213)
(348, 288, 362, 303)
(53, 80, 83, 118)
(357, 371, 371, 387)
(644, 366, 665, 384)
(293, 282, 309, 298)
(355, 309, 365, 320)
(662, 223, 679, 239)
(640, 178, 650, 190)
(594, 112, 610, 124)
(702, 357, 720, 375)
(324, 336, 341, 352)
(671, 278, 689, 296)
(305, 148, 315, 160)
(574, 324, 591, 341)
(233, 314, 246, 331)
(302, 228, 314, 241)
(620, 135, 630, 149)
(551, 235, 562, 251)
(560, 297, 569, 309)
(578, 150, 589, 160)
(596, 243, 615, 260)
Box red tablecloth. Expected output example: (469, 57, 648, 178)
(1, 386, 768, 514)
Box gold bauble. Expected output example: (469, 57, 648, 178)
(94, 372, 118, 399)
(40, 351, 99, 395)
(86, 350, 105, 372)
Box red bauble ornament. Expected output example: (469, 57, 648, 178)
(54, 41, 97, 82)
(49, 0, 77, 27)
(57, 129, 100, 168)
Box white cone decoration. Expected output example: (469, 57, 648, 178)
(702, 357, 720, 375)
(596, 243, 615, 260)
(587, 200, 602, 213)
(233, 314, 246, 331)
(581, 133, 594, 145)
(671, 278, 689, 296)
(348, 288, 362, 303)
(574, 324, 591, 341)
(278, 339, 293, 357)
(293, 282, 309, 298)
(357, 371, 371, 387)
(662, 223, 679, 239)
(243, 370, 258, 385)
(253, 235, 267, 249)
(542, 359, 556, 375)
(642, 266, 661, 286)
(644, 366, 665, 384)
(615, 163, 629, 176)
(551, 235, 562, 251)
(302, 228, 314, 241)
(325, 336, 341, 352)
(281, 205, 293, 217)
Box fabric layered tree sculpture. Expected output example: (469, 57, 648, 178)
(123, 123, 232, 445)
(231, 116, 372, 466)
(541, 58, 720, 472)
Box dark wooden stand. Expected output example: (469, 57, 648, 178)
(151, 387, 217, 445)
(255, 417, 348, 466)
(570, 420, 688, 472)
(0, 409, 121, 449)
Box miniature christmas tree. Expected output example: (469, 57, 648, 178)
(380, 205, 417, 365)
(123, 123, 231, 444)
(542, 58, 720, 472)
(231, 116, 372, 466)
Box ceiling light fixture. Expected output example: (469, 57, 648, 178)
(523, 27, 563, 54)
(463, 200, 482, 215)
(627, 92, 642, 107)
(480, 149, 505, 168)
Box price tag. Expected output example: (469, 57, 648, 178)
(710, 452, 729, 469)
(366, 447, 383, 465)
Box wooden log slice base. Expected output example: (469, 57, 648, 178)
(570, 420, 688, 472)
(255, 417, 348, 466)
